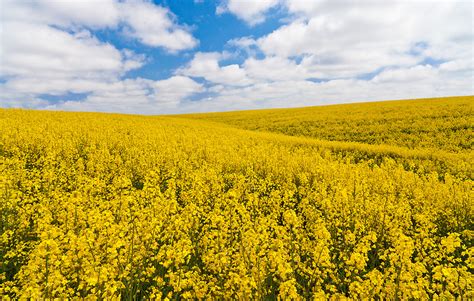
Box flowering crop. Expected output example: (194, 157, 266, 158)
(1, 97, 473, 299)
(181, 96, 474, 153)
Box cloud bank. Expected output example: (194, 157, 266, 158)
(0, 0, 472, 114)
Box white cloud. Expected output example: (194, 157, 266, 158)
(179, 52, 315, 86)
(227, 37, 259, 56)
(32, 0, 120, 28)
(243, 56, 311, 82)
(0, 22, 137, 80)
(0, 0, 197, 53)
(180, 64, 472, 113)
(177, 52, 250, 86)
(120, 1, 197, 51)
(2, 75, 204, 114)
(256, 0, 473, 78)
(42, 76, 204, 114)
(152, 76, 204, 104)
(217, 0, 280, 25)
(0, 20, 145, 101)
(227, 37, 257, 49)
(372, 65, 437, 83)
(0, 0, 200, 113)
(439, 59, 472, 73)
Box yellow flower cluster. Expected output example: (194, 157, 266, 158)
(0, 97, 472, 299)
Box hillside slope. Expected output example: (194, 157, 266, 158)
(178, 96, 474, 153)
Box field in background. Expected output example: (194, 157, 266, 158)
(1, 96, 473, 299)
(180, 96, 473, 153)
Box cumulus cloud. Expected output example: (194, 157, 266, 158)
(178, 51, 316, 85)
(226, 37, 259, 56)
(199, 0, 472, 113)
(0, 0, 200, 112)
(27, 0, 121, 28)
(217, 0, 280, 25)
(152, 76, 204, 104)
(180, 65, 471, 113)
(256, 0, 472, 78)
(173, 0, 472, 112)
(243, 56, 312, 82)
(1, 0, 197, 51)
(120, 1, 198, 51)
(43, 76, 204, 114)
(0, 23, 137, 80)
(177, 52, 250, 86)
(372, 65, 437, 84)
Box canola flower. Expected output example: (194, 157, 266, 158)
(0, 97, 473, 300)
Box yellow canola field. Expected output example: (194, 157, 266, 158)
(1, 97, 473, 300)
(181, 96, 474, 153)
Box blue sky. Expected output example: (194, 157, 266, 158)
(0, 0, 472, 114)
(111, 0, 284, 80)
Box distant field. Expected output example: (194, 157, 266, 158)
(1, 96, 473, 299)
(180, 96, 474, 153)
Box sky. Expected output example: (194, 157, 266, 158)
(0, 0, 472, 114)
